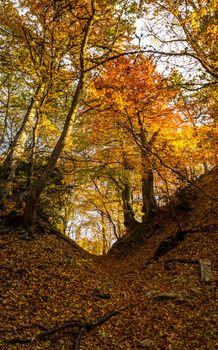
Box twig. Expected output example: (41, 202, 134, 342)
(38, 320, 84, 339)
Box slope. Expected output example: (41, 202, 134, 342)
(0, 167, 217, 349)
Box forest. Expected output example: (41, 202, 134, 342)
(0, 1, 217, 349)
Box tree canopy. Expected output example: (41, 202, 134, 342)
(0, 0, 217, 252)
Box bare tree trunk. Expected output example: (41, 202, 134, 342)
(139, 118, 158, 222)
(141, 168, 158, 221)
(26, 110, 40, 191)
(101, 213, 107, 255)
(92, 179, 119, 240)
(121, 181, 138, 228)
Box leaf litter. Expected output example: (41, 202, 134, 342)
(0, 168, 217, 349)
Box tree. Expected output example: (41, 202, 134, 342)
(0, 0, 139, 234)
(0, 0, 216, 250)
(0, 1, 56, 206)
(87, 55, 182, 230)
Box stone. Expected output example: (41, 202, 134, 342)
(138, 339, 155, 348)
(146, 290, 186, 304)
(199, 259, 212, 282)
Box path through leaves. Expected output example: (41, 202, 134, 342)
(1, 168, 217, 349)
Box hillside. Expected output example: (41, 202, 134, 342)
(0, 167, 217, 350)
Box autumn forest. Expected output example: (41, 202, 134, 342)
(0, 1, 218, 349)
(0, 0, 217, 252)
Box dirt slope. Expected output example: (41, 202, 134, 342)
(0, 168, 217, 349)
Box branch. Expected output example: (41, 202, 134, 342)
(85, 46, 218, 79)
(38, 320, 84, 339)
(148, 48, 218, 79)
(6, 309, 122, 350)
(119, 121, 218, 202)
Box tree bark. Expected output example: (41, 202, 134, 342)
(121, 181, 138, 228)
(0, 83, 42, 208)
(101, 213, 107, 254)
(141, 168, 158, 221)
(139, 119, 158, 221)
(119, 137, 139, 230)
(23, 80, 83, 231)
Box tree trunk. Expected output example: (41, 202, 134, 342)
(121, 181, 139, 229)
(22, 6, 95, 234)
(141, 168, 158, 221)
(101, 213, 107, 255)
(92, 179, 119, 240)
(22, 82, 82, 232)
(118, 137, 139, 230)
(0, 83, 42, 208)
(139, 120, 158, 222)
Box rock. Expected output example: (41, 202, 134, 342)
(146, 290, 186, 304)
(138, 339, 155, 348)
(120, 291, 128, 299)
(199, 259, 212, 282)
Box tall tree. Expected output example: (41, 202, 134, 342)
(87, 55, 181, 229)
(0, 0, 139, 233)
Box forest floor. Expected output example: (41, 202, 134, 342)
(0, 167, 218, 350)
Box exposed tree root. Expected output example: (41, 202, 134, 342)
(152, 224, 217, 260)
(164, 259, 199, 270)
(6, 309, 122, 350)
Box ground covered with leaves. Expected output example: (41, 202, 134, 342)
(1, 168, 218, 349)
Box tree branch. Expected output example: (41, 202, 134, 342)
(118, 121, 218, 202)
